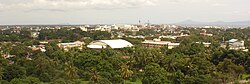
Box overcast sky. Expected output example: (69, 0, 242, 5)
(0, 0, 250, 25)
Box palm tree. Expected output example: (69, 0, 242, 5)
(0, 43, 12, 57)
(133, 48, 147, 69)
(0, 67, 4, 80)
(35, 57, 50, 73)
(120, 63, 133, 84)
(163, 55, 178, 80)
(164, 56, 177, 73)
(64, 62, 78, 80)
(89, 69, 100, 84)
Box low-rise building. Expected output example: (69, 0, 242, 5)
(31, 32, 40, 38)
(95, 25, 112, 32)
(221, 39, 248, 51)
(128, 35, 145, 39)
(57, 41, 85, 51)
(159, 35, 178, 39)
(87, 39, 133, 49)
(29, 45, 46, 52)
(200, 29, 213, 36)
(39, 41, 49, 44)
(142, 39, 180, 49)
(195, 42, 211, 47)
(80, 26, 88, 32)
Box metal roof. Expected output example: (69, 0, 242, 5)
(87, 39, 133, 49)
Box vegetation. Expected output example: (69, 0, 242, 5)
(0, 27, 250, 84)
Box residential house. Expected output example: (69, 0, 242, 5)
(200, 29, 213, 36)
(221, 39, 248, 51)
(195, 42, 211, 47)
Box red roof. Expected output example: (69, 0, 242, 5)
(155, 34, 161, 36)
(31, 47, 40, 51)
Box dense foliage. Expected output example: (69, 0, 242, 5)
(0, 27, 250, 84)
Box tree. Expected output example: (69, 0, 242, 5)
(120, 63, 133, 84)
(89, 69, 100, 84)
(0, 67, 4, 80)
(91, 31, 111, 40)
(10, 44, 31, 57)
(217, 59, 245, 82)
(162, 54, 178, 81)
(64, 62, 78, 80)
(3, 65, 27, 81)
(0, 43, 12, 55)
(0, 56, 7, 80)
(142, 63, 170, 84)
(163, 55, 177, 73)
(34, 56, 59, 82)
(9, 76, 41, 84)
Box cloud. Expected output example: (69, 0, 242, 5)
(211, 3, 226, 7)
(1, 0, 158, 11)
(233, 11, 239, 14)
(165, 0, 211, 3)
(26, 9, 67, 12)
(0, 3, 3, 9)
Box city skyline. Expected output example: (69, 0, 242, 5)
(0, 0, 250, 25)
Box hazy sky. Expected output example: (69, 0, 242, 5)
(0, 0, 250, 25)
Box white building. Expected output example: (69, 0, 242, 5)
(87, 39, 133, 49)
(221, 39, 248, 51)
(80, 26, 88, 32)
(128, 35, 145, 39)
(142, 39, 180, 49)
(228, 40, 246, 50)
(31, 32, 40, 38)
(111, 24, 119, 30)
(58, 41, 85, 51)
(200, 29, 213, 36)
(116, 24, 138, 30)
(95, 25, 112, 32)
(195, 42, 211, 47)
(159, 35, 177, 39)
(29, 45, 46, 52)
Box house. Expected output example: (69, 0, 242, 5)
(94, 25, 112, 32)
(115, 24, 138, 30)
(228, 40, 246, 50)
(57, 41, 85, 51)
(111, 24, 119, 30)
(1, 54, 15, 59)
(121, 56, 130, 59)
(195, 42, 211, 47)
(174, 33, 190, 38)
(80, 26, 88, 32)
(39, 41, 49, 44)
(31, 32, 40, 38)
(29, 45, 46, 52)
(142, 39, 180, 49)
(221, 39, 248, 51)
(200, 29, 213, 36)
(87, 39, 133, 49)
(159, 35, 177, 39)
(128, 35, 145, 39)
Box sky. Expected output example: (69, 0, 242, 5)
(0, 0, 250, 25)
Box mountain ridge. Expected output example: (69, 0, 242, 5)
(176, 20, 250, 25)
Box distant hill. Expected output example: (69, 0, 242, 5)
(228, 21, 250, 25)
(175, 20, 250, 28)
(178, 20, 204, 24)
